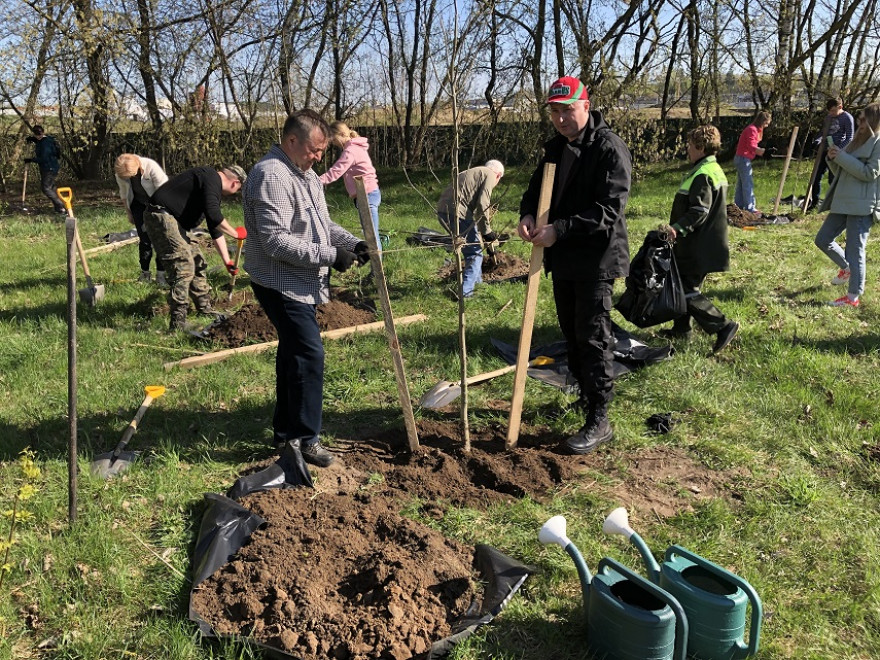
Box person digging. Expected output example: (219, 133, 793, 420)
(143, 165, 248, 331)
(661, 124, 739, 354)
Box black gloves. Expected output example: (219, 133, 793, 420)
(25, 136, 36, 144)
(354, 241, 370, 266)
(482, 231, 498, 244)
(763, 146, 777, 160)
(332, 248, 357, 272)
(23, 158, 34, 163)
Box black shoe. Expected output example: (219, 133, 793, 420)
(712, 321, 739, 354)
(658, 328, 692, 340)
(565, 416, 613, 455)
(301, 442, 336, 467)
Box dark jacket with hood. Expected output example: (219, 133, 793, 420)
(669, 155, 730, 275)
(519, 110, 631, 281)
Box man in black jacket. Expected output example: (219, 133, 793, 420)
(664, 125, 738, 353)
(518, 76, 631, 454)
(24, 125, 65, 214)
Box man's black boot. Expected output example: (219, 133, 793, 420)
(565, 403, 613, 455)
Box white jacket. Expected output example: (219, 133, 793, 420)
(115, 156, 168, 209)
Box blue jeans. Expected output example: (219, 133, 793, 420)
(438, 211, 482, 296)
(251, 282, 324, 447)
(811, 158, 834, 207)
(733, 155, 756, 211)
(814, 213, 872, 297)
(354, 188, 382, 252)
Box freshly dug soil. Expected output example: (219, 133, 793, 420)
(204, 289, 376, 347)
(727, 204, 795, 228)
(438, 251, 529, 284)
(191, 419, 744, 659)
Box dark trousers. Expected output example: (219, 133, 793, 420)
(553, 278, 615, 405)
(811, 158, 834, 206)
(40, 168, 65, 212)
(130, 201, 164, 273)
(673, 270, 728, 334)
(251, 282, 324, 447)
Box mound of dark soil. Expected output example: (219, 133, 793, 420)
(204, 289, 377, 347)
(438, 251, 529, 283)
(191, 419, 742, 660)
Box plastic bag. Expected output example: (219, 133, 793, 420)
(616, 230, 686, 328)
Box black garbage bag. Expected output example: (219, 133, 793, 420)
(616, 230, 687, 328)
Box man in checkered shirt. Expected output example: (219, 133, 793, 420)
(243, 109, 369, 467)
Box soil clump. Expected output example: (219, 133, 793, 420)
(438, 251, 529, 284)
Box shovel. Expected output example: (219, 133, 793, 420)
(420, 356, 554, 409)
(227, 237, 244, 301)
(90, 385, 166, 479)
(57, 187, 105, 307)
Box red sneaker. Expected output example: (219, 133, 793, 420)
(829, 295, 859, 307)
(831, 269, 851, 285)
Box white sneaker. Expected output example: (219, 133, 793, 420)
(155, 271, 168, 287)
(138, 270, 152, 283)
(831, 268, 850, 285)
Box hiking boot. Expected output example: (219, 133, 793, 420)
(155, 271, 168, 288)
(301, 442, 336, 467)
(565, 414, 614, 454)
(712, 321, 739, 354)
(831, 268, 851, 285)
(829, 295, 859, 308)
(169, 308, 188, 332)
(138, 270, 152, 283)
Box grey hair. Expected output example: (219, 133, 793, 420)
(485, 159, 505, 177)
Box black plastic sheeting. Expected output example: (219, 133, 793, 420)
(490, 321, 674, 392)
(188, 440, 535, 658)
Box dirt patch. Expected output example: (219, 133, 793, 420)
(438, 250, 529, 284)
(190, 419, 743, 659)
(204, 289, 377, 347)
(727, 203, 795, 228)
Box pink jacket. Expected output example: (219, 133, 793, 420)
(735, 125, 762, 160)
(319, 137, 379, 198)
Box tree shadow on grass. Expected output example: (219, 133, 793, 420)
(795, 333, 880, 355)
(0, 292, 162, 326)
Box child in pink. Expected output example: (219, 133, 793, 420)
(733, 111, 771, 212)
(320, 121, 382, 251)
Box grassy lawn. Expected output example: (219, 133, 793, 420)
(0, 154, 878, 660)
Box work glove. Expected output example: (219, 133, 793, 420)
(235, 226, 247, 240)
(354, 241, 370, 266)
(482, 231, 498, 244)
(23, 157, 34, 163)
(332, 248, 357, 272)
(225, 261, 239, 276)
(25, 136, 36, 144)
(763, 146, 777, 160)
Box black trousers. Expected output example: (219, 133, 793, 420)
(130, 201, 164, 272)
(673, 270, 728, 334)
(40, 168, 65, 212)
(552, 278, 615, 405)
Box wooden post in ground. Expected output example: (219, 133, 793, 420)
(772, 126, 799, 215)
(354, 176, 420, 451)
(506, 163, 556, 449)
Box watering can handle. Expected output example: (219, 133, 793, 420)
(598, 557, 689, 660)
(665, 545, 762, 658)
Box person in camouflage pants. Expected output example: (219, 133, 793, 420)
(144, 165, 248, 330)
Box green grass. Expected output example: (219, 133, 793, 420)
(1, 155, 879, 660)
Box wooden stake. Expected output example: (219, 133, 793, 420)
(772, 126, 799, 215)
(162, 315, 427, 371)
(506, 163, 556, 449)
(354, 176, 420, 451)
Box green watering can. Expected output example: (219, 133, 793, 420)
(539, 515, 689, 660)
(603, 507, 763, 660)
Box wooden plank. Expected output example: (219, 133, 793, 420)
(772, 126, 799, 215)
(506, 163, 556, 449)
(354, 176, 420, 451)
(83, 236, 140, 256)
(163, 314, 427, 371)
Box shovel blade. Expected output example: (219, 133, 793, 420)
(90, 450, 139, 479)
(79, 284, 105, 307)
(419, 380, 462, 409)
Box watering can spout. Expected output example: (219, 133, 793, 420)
(603, 507, 662, 583)
(539, 515, 592, 606)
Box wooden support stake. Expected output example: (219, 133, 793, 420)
(354, 176, 420, 451)
(163, 315, 427, 371)
(83, 236, 140, 256)
(772, 126, 799, 215)
(506, 163, 556, 449)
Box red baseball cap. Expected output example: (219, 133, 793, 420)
(547, 76, 588, 105)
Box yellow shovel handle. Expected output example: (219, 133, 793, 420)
(57, 187, 73, 212)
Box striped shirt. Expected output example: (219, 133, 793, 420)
(243, 144, 360, 304)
